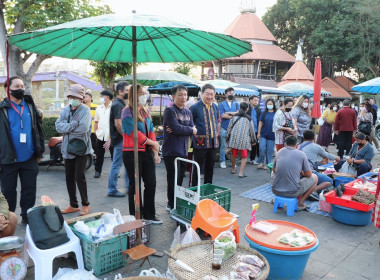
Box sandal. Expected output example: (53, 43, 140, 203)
(61, 205, 80, 214)
(231, 170, 236, 174)
(298, 204, 307, 211)
(80, 206, 91, 216)
(239, 174, 247, 178)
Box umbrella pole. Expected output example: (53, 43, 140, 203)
(132, 26, 142, 244)
(160, 94, 162, 123)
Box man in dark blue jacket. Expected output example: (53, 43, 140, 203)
(162, 85, 196, 211)
(0, 76, 44, 224)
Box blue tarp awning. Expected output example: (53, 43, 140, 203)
(214, 86, 259, 97)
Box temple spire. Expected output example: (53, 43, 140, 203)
(296, 38, 304, 61)
(240, 0, 256, 14)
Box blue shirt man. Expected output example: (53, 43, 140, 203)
(218, 87, 239, 168)
(7, 99, 35, 162)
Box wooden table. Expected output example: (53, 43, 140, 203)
(168, 241, 269, 280)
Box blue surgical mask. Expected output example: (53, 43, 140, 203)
(69, 98, 81, 107)
(267, 105, 274, 110)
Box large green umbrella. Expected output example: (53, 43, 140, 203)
(8, 12, 251, 226)
(118, 71, 200, 86)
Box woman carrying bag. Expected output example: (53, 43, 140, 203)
(55, 84, 92, 216)
(273, 98, 297, 151)
(317, 102, 337, 151)
(121, 84, 162, 224)
(226, 102, 257, 178)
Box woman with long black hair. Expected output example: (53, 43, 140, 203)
(226, 102, 257, 178)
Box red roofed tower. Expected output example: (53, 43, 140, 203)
(214, 0, 295, 82)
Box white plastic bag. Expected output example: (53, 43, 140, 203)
(214, 231, 236, 261)
(139, 268, 164, 277)
(339, 162, 356, 175)
(317, 117, 324, 126)
(53, 268, 99, 280)
(318, 190, 332, 213)
(170, 225, 201, 252)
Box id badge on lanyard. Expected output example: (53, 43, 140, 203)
(10, 102, 26, 143)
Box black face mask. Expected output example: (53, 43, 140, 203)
(358, 143, 364, 147)
(10, 89, 25, 100)
(285, 107, 291, 112)
(124, 94, 128, 100)
(227, 95, 234, 101)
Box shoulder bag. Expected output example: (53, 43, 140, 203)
(66, 110, 87, 156)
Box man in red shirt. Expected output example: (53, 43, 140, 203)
(334, 99, 357, 158)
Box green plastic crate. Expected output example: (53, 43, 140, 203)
(172, 183, 231, 224)
(68, 213, 150, 276)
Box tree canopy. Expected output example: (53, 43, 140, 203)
(0, 0, 111, 94)
(262, 0, 380, 80)
(90, 61, 133, 91)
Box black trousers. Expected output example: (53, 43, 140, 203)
(250, 132, 259, 160)
(64, 155, 90, 208)
(90, 133, 97, 152)
(94, 138, 114, 173)
(163, 156, 186, 209)
(0, 156, 38, 218)
(337, 131, 353, 158)
(123, 151, 157, 219)
(192, 148, 217, 186)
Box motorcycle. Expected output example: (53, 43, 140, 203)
(38, 136, 93, 171)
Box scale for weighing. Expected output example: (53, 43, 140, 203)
(0, 236, 27, 280)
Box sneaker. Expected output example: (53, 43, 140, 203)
(251, 160, 258, 165)
(94, 171, 101, 178)
(257, 163, 264, 169)
(166, 205, 172, 212)
(144, 215, 162, 224)
(262, 165, 269, 170)
(220, 162, 226, 168)
(108, 190, 127, 197)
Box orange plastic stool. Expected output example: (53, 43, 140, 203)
(191, 199, 240, 243)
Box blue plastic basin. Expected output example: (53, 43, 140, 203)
(245, 235, 319, 280)
(334, 176, 354, 187)
(331, 204, 373, 226)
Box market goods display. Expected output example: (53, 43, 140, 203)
(351, 190, 375, 205)
(349, 180, 377, 193)
(214, 231, 237, 261)
(278, 229, 316, 248)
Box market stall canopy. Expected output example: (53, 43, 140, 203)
(279, 82, 331, 97)
(352, 77, 380, 94)
(8, 14, 252, 63)
(118, 71, 200, 86)
(202, 79, 239, 87)
(147, 82, 200, 97)
(214, 86, 259, 97)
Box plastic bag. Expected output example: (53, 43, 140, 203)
(214, 231, 236, 261)
(53, 268, 99, 280)
(170, 225, 201, 252)
(139, 268, 164, 277)
(318, 190, 331, 213)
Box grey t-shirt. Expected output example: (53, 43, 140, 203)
(299, 141, 337, 171)
(272, 147, 311, 195)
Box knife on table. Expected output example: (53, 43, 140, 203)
(164, 250, 195, 273)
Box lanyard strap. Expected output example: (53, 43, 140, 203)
(10, 102, 24, 129)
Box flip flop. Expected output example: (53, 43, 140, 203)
(231, 170, 236, 174)
(239, 174, 247, 178)
(298, 204, 307, 211)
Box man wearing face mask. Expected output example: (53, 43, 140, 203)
(218, 87, 239, 168)
(93, 90, 114, 178)
(107, 81, 130, 197)
(0, 76, 44, 224)
(56, 84, 92, 216)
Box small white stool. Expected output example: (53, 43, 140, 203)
(24, 222, 84, 280)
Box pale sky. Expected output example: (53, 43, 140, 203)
(105, 0, 277, 32)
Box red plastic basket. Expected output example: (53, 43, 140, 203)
(344, 179, 376, 195)
(324, 189, 374, 212)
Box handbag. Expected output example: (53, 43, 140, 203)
(358, 121, 372, 135)
(67, 138, 87, 156)
(67, 110, 88, 156)
(27, 205, 70, 249)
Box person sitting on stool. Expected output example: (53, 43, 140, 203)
(0, 190, 17, 237)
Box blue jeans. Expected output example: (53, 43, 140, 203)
(316, 172, 333, 185)
(219, 128, 227, 162)
(258, 137, 275, 164)
(108, 141, 129, 194)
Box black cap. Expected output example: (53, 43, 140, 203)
(100, 90, 113, 100)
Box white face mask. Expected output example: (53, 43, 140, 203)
(138, 95, 147, 106)
(267, 105, 274, 110)
(302, 102, 309, 109)
(351, 104, 355, 108)
(333, 107, 337, 111)
(360, 107, 366, 112)
(69, 98, 81, 107)
(100, 97, 105, 104)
